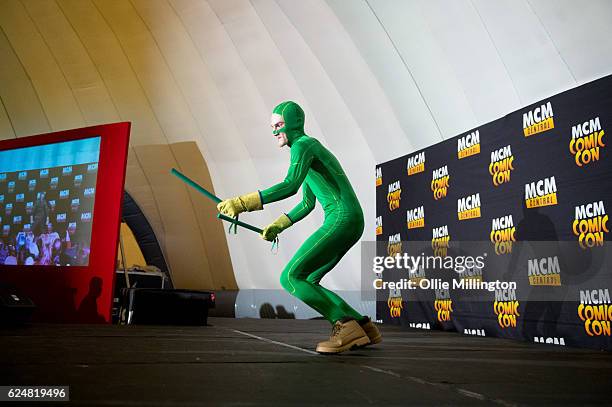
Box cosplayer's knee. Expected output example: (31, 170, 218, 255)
(280, 267, 303, 294)
(305, 272, 322, 286)
(279, 270, 292, 292)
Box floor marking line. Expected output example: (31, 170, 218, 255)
(228, 328, 517, 406)
(360, 365, 401, 378)
(361, 365, 517, 406)
(457, 389, 486, 400)
(230, 329, 319, 355)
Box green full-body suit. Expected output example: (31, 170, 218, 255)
(260, 101, 365, 324)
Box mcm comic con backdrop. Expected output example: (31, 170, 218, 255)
(375, 74, 612, 351)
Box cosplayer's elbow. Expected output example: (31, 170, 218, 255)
(283, 179, 301, 198)
(305, 200, 316, 212)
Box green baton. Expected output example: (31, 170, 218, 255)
(217, 213, 263, 234)
(170, 168, 263, 235)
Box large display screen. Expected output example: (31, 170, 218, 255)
(0, 122, 130, 323)
(0, 137, 100, 266)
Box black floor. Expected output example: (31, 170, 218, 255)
(1, 317, 612, 406)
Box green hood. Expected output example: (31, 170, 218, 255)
(272, 101, 305, 146)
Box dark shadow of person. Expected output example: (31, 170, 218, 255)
(259, 302, 276, 319)
(275, 305, 295, 319)
(258, 303, 296, 319)
(77, 277, 105, 323)
(505, 201, 569, 339)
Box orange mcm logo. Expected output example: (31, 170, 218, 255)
(570, 118, 605, 167)
(490, 215, 516, 255)
(431, 225, 450, 257)
(387, 180, 401, 211)
(435, 299, 453, 322)
(573, 201, 608, 249)
(431, 165, 450, 200)
(407, 152, 425, 176)
(494, 288, 519, 329)
(493, 300, 520, 328)
(523, 102, 554, 137)
(489, 145, 514, 187)
(578, 303, 612, 337)
(578, 289, 611, 336)
(376, 167, 382, 186)
(387, 233, 402, 257)
(388, 296, 403, 318)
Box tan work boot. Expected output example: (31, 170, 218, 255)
(316, 319, 370, 354)
(360, 317, 382, 345)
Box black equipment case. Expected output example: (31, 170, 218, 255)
(0, 284, 36, 324)
(118, 288, 215, 326)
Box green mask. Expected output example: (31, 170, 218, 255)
(272, 101, 305, 146)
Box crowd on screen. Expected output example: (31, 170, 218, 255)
(1, 192, 91, 266)
(0, 223, 91, 266)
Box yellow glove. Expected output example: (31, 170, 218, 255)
(217, 192, 263, 218)
(261, 214, 293, 241)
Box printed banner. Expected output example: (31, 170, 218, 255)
(375, 75, 612, 351)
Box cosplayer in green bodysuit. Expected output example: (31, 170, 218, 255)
(218, 101, 381, 353)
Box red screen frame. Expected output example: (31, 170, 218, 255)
(0, 122, 130, 323)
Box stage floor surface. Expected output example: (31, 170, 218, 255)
(1, 317, 611, 406)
